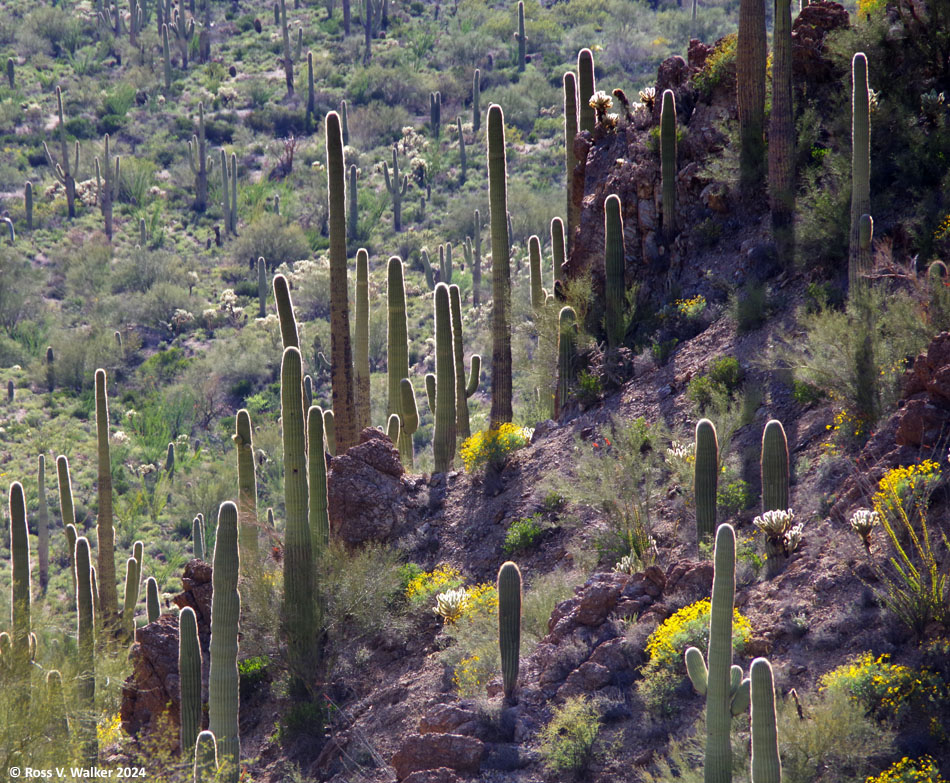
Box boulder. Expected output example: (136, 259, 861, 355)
(391, 734, 485, 780)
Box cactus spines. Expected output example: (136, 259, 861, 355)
(769, 0, 794, 263)
(44, 86, 80, 219)
(383, 145, 408, 233)
(555, 306, 576, 418)
(188, 103, 210, 212)
(761, 420, 789, 514)
(515, 1, 526, 71)
(355, 248, 371, 430)
(660, 89, 677, 237)
(497, 561, 522, 700)
(433, 283, 457, 472)
(430, 91, 442, 137)
(281, 348, 318, 689)
(273, 273, 300, 350)
(750, 658, 781, 783)
(308, 405, 330, 553)
(449, 284, 478, 441)
(563, 72, 580, 249)
(347, 164, 358, 241)
(24, 180, 32, 232)
(551, 216, 566, 284)
(488, 104, 513, 427)
(604, 194, 626, 348)
(457, 116, 467, 185)
(9, 482, 31, 682)
(472, 69, 481, 132)
(180, 606, 202, 762)
(193, 730, 219, 782)
(694, 419, 719, 542)
(75, 536, 97, 763)
(95, 368, 119, 636)
(234, 410, 259, 565)
(398, 378, 419, 467)
(38, 454, 50, 592)
(145, 575, 160, 623)
(122, 557, 140, 638)
(577, 49, 596, 135)
(737, 0, 767, 194)
(46, 345, 55, 393)
(193, 516, 206, 560)
(529, 235, 544, 312)
(209, 502, 241, 782)
(850, 52, 871, 294)
(387, 257, 414, 462)
(257, 257, 267, 318)
(327, 111, 358, 453)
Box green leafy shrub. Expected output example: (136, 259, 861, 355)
(708, 356, 743, 391)
(717, 478, 755, 516)
(503, 514, 544, 554)
(576, 370, 602, 407)
(538, 696, 603, 777)
(693, 33, 737, 96)
(232, 214, 310, 270)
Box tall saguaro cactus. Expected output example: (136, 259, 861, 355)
(234, 410, 259, 565)
(750, 658, 781, 783)
(694, 419, 719, 542)
(449, 284, 480, 441)
(529, 235, 544, 312)
(75, 536, 97, 764)
(273, 274, 300, 350)
(399, 378, 419, 468)
(95, 368, 119, 636)
(326, 111, 358, 453)
(387, 256, 413, 461)
(488, 104, 513, 427)
(355, 249, 371, 430)
(472, 69, 481, 131)
(188, 102, 210, 212)
(430, 91, 442, 137)
(257, 258, 267, 318)
(604, 194, 625, 348)
(9, 482, 32, 682)
(44, 86, 80, 219)
(348, 164, 358, 241)
(194, 731, 219, 782)
(737, 0, 767, 194)
(179, 606, 202, 763)
(279, 0, 294, 96)
(551, 216, 566, 284)
(38, 454, 50, 592)
(563, 72, 579, 251)
(433, 283, 457, 472)
(497, 561, 522, 700)
(849, 53, 871, 294)
(577, 49, 596, 134)
(515, 1, 526, 71)
(209, 502, 240, 783)
(555, 306, 576, 418)
(660, 90, 677, 237)
(760, 420, 789, 513)
(473, 209, 482, 307)
(308, 405, 330, 553)
(769, 0, 794, 263)
(383, 146, 408, 233)
(57, 455, 77, 600)
(306, 52, 316, 132)
(96, 134, 120, 241)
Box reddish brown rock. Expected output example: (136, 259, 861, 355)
(391, 734, 485, 780)
(173, 558, 213, 649)
(574, 572, 627, 626)
(557, 661, 612, 699)
(418, 704, 479, 735)
(791, 1, 849, 84)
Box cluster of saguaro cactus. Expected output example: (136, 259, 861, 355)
(188, 103, 210, 212)
(604, 194, 626, 348)
(472, 69, 481, 131)
(694, 419, 719, 542)
(221, 150, 238, 236)
(660, 90, 677, 238)
(515, 2, 526, 71)
(497, 561, 522, 700)
(849, 53, 871, 293)
(234, 410, 259, 565)
(685, 523, 750, 783)
(383, 146, 408, 233)
(169, 4, 195, 70)
(95, 134, 120, 240)
(439, 243, 453, 284)
(760, 419, 789, 514)
(555, 306, 576, 418)
(488, 104, 513, 427)
(44, 87, 79, 219)
(209, 502, 241, 783)
(449, 284, 480, 441)
(355, 249, 371, 430)
(563, 72, 579, 250)
(769, 0, 794, 263)
(433, 283, 457, 472)
(577, 49, 596, 134)
(430, 91, 442, 137)
(737, 0, 766, 194)
(179, 606, 202, 763)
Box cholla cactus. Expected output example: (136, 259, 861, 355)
(589, 90, 613, 125)
(639, 86, 656, 110)
(666, 440, 695, 467)
(753, 508, 802, 572)
(613, 554, 637, 574)
(850, 508, 879, 552)
(434, 588, 467, 624)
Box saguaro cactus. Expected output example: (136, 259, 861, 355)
(193, 515, 206, 560)
(46, 346, 54, 393)
(564, 72, 579, 250)
(95, 368, 119, 635)
(497, 561, 522, 700)
(529, 235, 544, 312)
(46, 670, 68, 740)
(769, 0, 794, 263)
(433, 284, 457, 472)
(25, 181, 32, 232)
(849, 53, 871, 294)
(9, 482, 31, 682)
(209, 502, 240, 782)
(515, 1, 526, 71)
(162, 24, 173, 93)
(122, 557, 140, 639)
(75, 536, 97, 763)
(306, 52, 316, 132)
(193, 731, 219, 782)
(660, 90, 677, 237)
(473, 209, 483, 307)
(604, 194, 625, 348)
(449, 284, 479, 441)
(430, 91, 442, 137)
(750, 658, 781, 783)
(234, 410, 259, 565)
(96, 134, 120, 241)
(308, 405, 330, 553)
(760, 420, 789, 514)
(348, 164, 358, 241)
(472, 69, 481, 131)
(146, 576, 160, 623)
(6, 57, 13, 89)
(387, 257, 414, 462)
(355, 249, 371, 430)
(188, 102, 210, 212)
(399, 378, 419, 468)
(257, 258, 267, 318)
(273, 273, 300, 350)
(57, 456, 77, 598)
(327, 111, 358, 453)
(737, 0, 767, 194)
(383, 146, 408, 233)
(488, 104, 513, 427)
(38, 454, 50, 592)
(457, 116, 467, 185)
(179, 606, 202, 763)
(551, 216, 566, 284)
(440, 243, 453, 285)
(279, 0, 294, 96)
(555, 306, 576, 418)
(577, 49, 596, 134)
(694, 419, 719, 541)
(44, 86, 80, 219)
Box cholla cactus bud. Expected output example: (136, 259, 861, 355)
(589, 90, 613, 124)
(434, 588, 467, 625)
(785, 522, 804, 554)
(613, 554, 637, 574)
(666, 440, 695, 466)
(753, 508, 794, 540)
(850, 508, 879, 552)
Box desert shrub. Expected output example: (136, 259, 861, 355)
(0, 246, 39, 336)
(404, 564, 464, 606)
(459, 423, 532, 472)
(232, 213, 310, 270)
(276, 257, 331, 321)
(731, 281, 770, 333)
(483, 66, 558, 132)
(521, 570, 577, 642)
(538, 696, 603, 777)
(865, 756, 947, 783)
(694, 33, 737, 96)
(503, 513, 544, 554)
(350, 101, 411, 149)
(23, 5, 83, 55)
(708, 356, 743, 391)
(717, 478, 755, 517)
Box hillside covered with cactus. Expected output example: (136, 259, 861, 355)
(3, 0, 950, 780)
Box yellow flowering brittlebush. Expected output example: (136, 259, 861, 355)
(460, 423, 533, 473)
(872, 461, 941, 523)
(675, 295, 707, 319)
(645, 598, 753, 672)
(453, 653, 495, 698)
(405, 564, 463, 603)
(865, 756, 946, 783)
(97, 713, 123, 747)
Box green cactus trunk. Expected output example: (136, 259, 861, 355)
(577, 49, 596, 135)
(306, 52, 315, 132)
(9, 482, 32, 683)
(355, 248, 371, 431)
(166, 442, 176, 476)
(145, 576, 160, 623)
(849, 53, 871, 294)
(46, 670, 69, 740)
(563, 72, 579, 254)
(425, 373, 436, 417)
(516, 1, 526, 71)
(694, 419, 719, 542)
(399, 378, 419, 468)
(769, 0, 794, 264)
(529, 235, 544, 312)
(279, 0, 294, 96)
(660, 89, 677, 238)
(193, 516, 206, 560)
(281, 347, 318, 689)
(348, 164, 358, 241)
(25, 181, 32, 232)
(179, 606, 202, 762)
(95, 368, 119, 638)
(473, 209, 483, 307)
(209, 502, 241, 783)
(387, 257, 414, 463)
(46, 346, 54, 393)
(604, 194, 625, 348)
(327, 111, 358, 453)
(458, 116, 467, 185)
(555, 306, 576, 419)
(273, 273, 300, 350)
(59, 455, 77, 602)
(551, 216, 566, 284)
(308, 404, 330, 554)
(37, 454, 49, 592)
(75, 536, 98, 764)
(233, 409, 259, 569)
(433, 283, 457, 472)
(430, 91, 441, 137)
(162, 24, 172, 93)
(323, 409, 335, 456)
(737, 0, 766, 194)
(387, 413, 400, 445)
(384, 145, 407, 232)
(421, 249, 434, 290)
(760, 420, 789, 513)
(472, 69, 481, 131)
(122, 557, 140, 639)
(188, 103, 208, 212)
(497, 561, 522, 700)
(488, 104, 513, 427)
(193, 730, 219, 782)
(750, 658, 781, 783)
(257, 258, 266, 318)
(449, 284, 478, 442)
